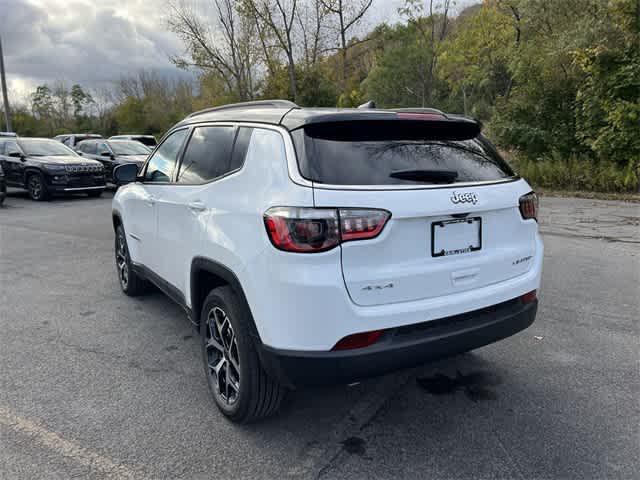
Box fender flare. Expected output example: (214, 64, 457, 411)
(190, 257, 262, 343)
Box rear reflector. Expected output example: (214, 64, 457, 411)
(519, 192, 539, 221)
(332, 330, 384, 351)
(520, 290, 537, 304)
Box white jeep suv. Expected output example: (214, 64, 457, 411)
(111, 100, 543, 423)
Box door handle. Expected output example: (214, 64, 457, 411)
(188, 200, 206, 212)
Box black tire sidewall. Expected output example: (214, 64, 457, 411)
(200, 288, 254, 419)
(115, 225, 132, 293)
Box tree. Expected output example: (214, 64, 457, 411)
(243, 0, 300, 101)
(320, 0, 373, 91)
(168, 0, 259, 101)
(70, 84, 94, 119)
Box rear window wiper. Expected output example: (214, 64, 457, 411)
(389, 169, 458, 183)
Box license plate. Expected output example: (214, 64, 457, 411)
(431, 217, 482, 257)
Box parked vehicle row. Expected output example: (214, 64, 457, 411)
(0, 137, 106, 201)
(111, 100, 543, 423)
(0, 132, 155, 202)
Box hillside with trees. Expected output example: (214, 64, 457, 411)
(3, 0, 638, 192)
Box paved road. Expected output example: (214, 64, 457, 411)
(0, 190, 638, 479)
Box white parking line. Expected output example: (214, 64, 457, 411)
(0, 405, 146, 479)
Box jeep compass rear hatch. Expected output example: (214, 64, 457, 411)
(292, 116, 538, 306)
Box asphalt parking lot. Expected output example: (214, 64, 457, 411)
(0, 189, 638, 480)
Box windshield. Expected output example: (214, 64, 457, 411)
(110, 141, 151, 155)
(19, 139, 78, 157)
(293, 122, 515, 186)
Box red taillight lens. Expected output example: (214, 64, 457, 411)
(339, 209, 390, 242)
(264, 207, 340, 253)
(332, 330, 384, 350)
(519, 192, 539, 221)
(264, 207, 390, 253)
(520, 290, 537, 304)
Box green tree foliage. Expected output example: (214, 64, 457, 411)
(7, 0, 638, 192)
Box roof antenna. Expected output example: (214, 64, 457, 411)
(357, 100, 376, 109)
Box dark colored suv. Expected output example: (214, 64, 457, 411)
(76, 139, 150, 182)
(0, 137, 106, 201)
(0, 163, 6, 205)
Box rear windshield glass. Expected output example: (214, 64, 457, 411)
(292, 122, 515, 186)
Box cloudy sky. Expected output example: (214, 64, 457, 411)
(1, 0, 475, 104)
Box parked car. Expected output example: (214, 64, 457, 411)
(111, 100, 542, 423)
(53, 133, 102, 149)
(0, 137, 105, 201)
(76, 139, 150, 183)
(0, 163, 6, 205)
(109, 134, 157, 148)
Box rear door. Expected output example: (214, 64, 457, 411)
(294, 119, 538, 306)
(154, 125, 241, 294)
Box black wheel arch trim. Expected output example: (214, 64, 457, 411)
(23, 167, 45, 186)
(190, 257, 262, 344)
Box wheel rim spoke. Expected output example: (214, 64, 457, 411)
(206, 306, 240, 405)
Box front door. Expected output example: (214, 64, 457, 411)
(131, 128, 189, 275)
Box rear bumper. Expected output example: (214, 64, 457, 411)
(258, 297, 537, 388)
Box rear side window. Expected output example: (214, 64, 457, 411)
(177, 126, 247, 184)
(292, 122, 515, 186)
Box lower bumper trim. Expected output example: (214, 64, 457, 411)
(258, 298, 537, 388)
(62, 186, 105, 192)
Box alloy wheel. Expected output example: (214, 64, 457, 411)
(28, 176, 42, 200)
(205, 306, 241, 405)
(115, 232, 129, 290)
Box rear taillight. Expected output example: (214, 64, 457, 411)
(264, 207, 390, 253)
(519, 192, 538, 221)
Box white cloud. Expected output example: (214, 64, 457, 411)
(1, 0, 188, 101)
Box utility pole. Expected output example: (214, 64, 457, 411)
(0, 35, 12, 132)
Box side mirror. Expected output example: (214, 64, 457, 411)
(113, 163, 138, 185)
(8, 151, 23, 159)
(100, 151, 113, 158)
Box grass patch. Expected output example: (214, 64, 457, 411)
(509, 154, 639, 194)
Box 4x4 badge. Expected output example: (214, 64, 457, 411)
(451, 191, 478, 205)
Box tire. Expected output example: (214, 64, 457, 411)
(201, 286, 286, 423)
(26, 173, 49, 201)
(115, 224, 147, 296)
(87, 189, 104, 198)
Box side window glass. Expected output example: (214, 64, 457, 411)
(144, 129, 188, 183)
(6, 141, 20, 156)
(177, 126, 236, 184)
(97, 142, 110, 156)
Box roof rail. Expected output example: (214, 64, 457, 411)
(187, 100, 299, 118)
(393, 107, 445, 115)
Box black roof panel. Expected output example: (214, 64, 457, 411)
(173, 100, 480, 134)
